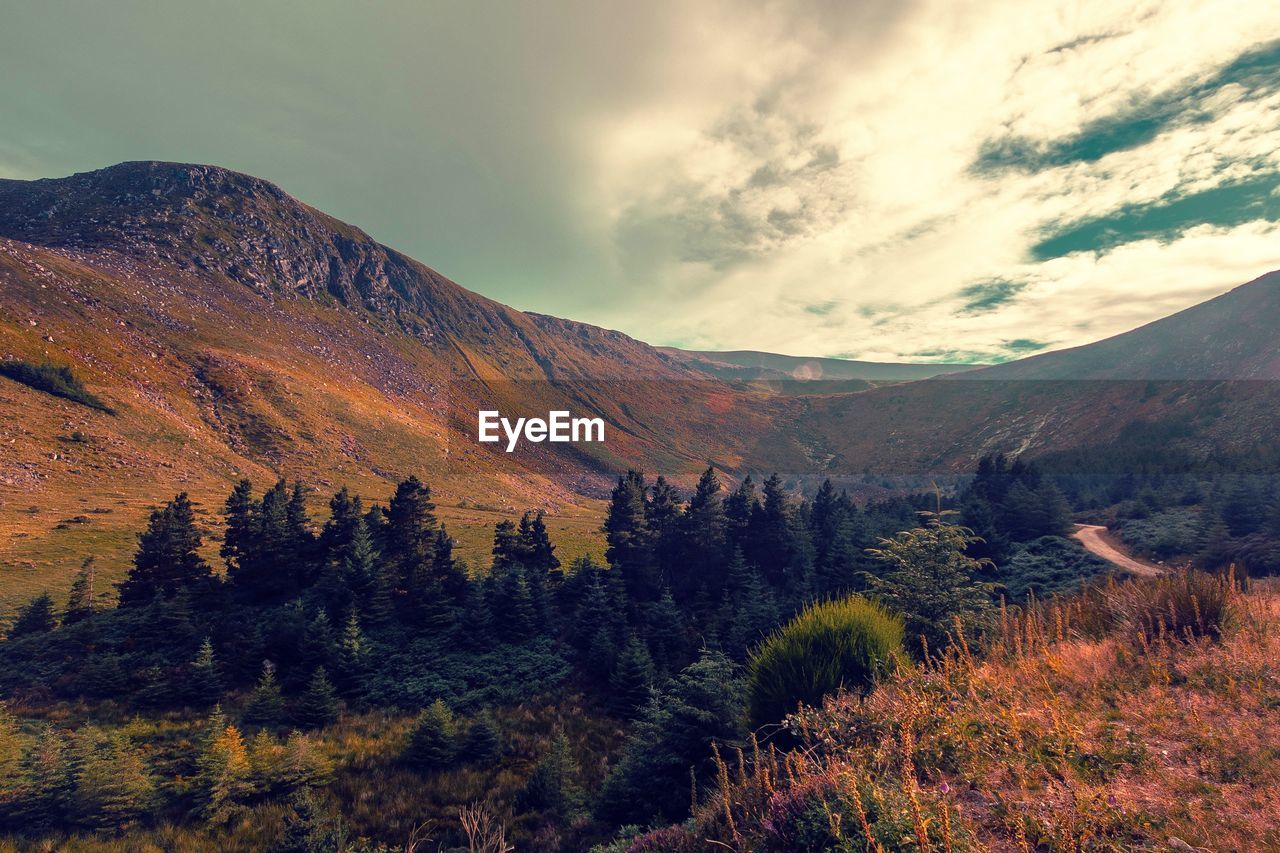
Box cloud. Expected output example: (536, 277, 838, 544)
(6, 0, 1280, 363)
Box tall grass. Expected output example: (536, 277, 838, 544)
(748, 595, 904, 728)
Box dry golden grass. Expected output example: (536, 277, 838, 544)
(654, 573, 1280, 852)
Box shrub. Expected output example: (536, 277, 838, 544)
(403, 699, 458, 771)
(1107, 568, 1239, 643)
(748, 595, 903, 728)
(0, 361, 113, 413)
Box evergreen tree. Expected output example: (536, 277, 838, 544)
(334, 612, 369, 697)
(9, 593, 56, 637)
(403, 699, 458, 771)
(221, 479, 257, 578)
(296, 611, 337, 677)
(13, 726, 73, 830)
(518, 733, 584, 819)
(244, 661, 285, 726)
(195, 723, 252, 822)
(604, 471, 657, 601)
(385, 476, 438, 609)
(677, 468, 728, 600)
(609, 635, 655, 718)
(644, 587, 688, 673)
(724, 475, 758, 556)
(118, 493, 212, 605)
(72, 731, 155, 829)
(597, 650, 747, 824)
(460, 711, 501, 764)
(189, 637, 223, 707)
(63, 556, 98, 624)
(293, 668, 340, 729)
(459, 578, 494, 650)
(866, 515, 997, 656)
(320, 487, 363, 562)
(491, 570, 537, 643)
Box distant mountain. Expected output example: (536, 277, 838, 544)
(796, 271, 1280, 477)
(658, 348, 977, 383)
(966, 271, 1280, 380)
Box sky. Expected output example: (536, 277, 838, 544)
(3, 1, 1280, 363)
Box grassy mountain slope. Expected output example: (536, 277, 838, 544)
(0, 162, 803, 606)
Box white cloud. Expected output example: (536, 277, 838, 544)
(566, 0, 1280, 361)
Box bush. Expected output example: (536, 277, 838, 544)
(1107, 568, 1239, 643)
(0, 361, 113, 413)
(403, 699, 458, 771)
(748, 595, 903, 728)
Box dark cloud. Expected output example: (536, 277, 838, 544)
(971, 39, 1280, 175)
(1031, 171, 1280, 260)
(957, 278, 1028, 313)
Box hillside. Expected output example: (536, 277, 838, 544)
(794, 272, 1280, 480)
(644, 574, 1280, 851)
(0, 162, 802, 603)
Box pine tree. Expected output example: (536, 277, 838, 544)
(244, 661, 285, 726)
(334, 611, 369, 697)
(677, 468, 727, 600)
(293, 668, 340, 729)
(221, 479, 257, 578)
(386, 476, 438, 608)
(196, 723, 252, 821)
(460, 710, 501, 764)
(866, 515, 997, 655)
(604, 471, 657, 601)
(119, 493, 212, 605)
(459, 578, 494, 650)
(644, 587, 687, 673)
(518, 733, 584, 818)
(13, 725, 73, 829)
(63, 556, 98, 624)
(72, 731, 155, 829)
(609, 635, 655, 718)
(9, 593, 56, 637)
(189, 637, 223, 707)
(598, 650, 747, 825)
(403, 699, 458, 771)
(321, 487, 363, 561)
(491, 570, 537, 643)
(297, 611, 336, 676)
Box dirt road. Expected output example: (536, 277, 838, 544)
(1072, 524, 1164, 577)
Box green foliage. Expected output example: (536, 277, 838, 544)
(118, 493, 212, 605)
(63, 557, 99, 624)
(245, 661, 285, 726)
(866, 515, 997, 656)
(189, 636, 224, 707)
(747, 594, 903, 728)
(403, 699, 458, 771)
(71, 729, 155, 829)
(0, 360, 113, 412)
(598, 649, 747, 825)
(609, 635, 655, 718)
(195, 722, 252, 821)
(518, 732, 584, 819)
(1000, 536, 1111, 600)
(9, 593, 56, 638)
(460, 710, 501, 764)
(293, 668, 340, 729)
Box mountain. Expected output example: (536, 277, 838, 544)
(3, 161, 1278, 603)
(659, 347, 977, 384)
(795, 272, 1280, 480)
(963, 271, 1280, 381)
(0, 162, 805, 599)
